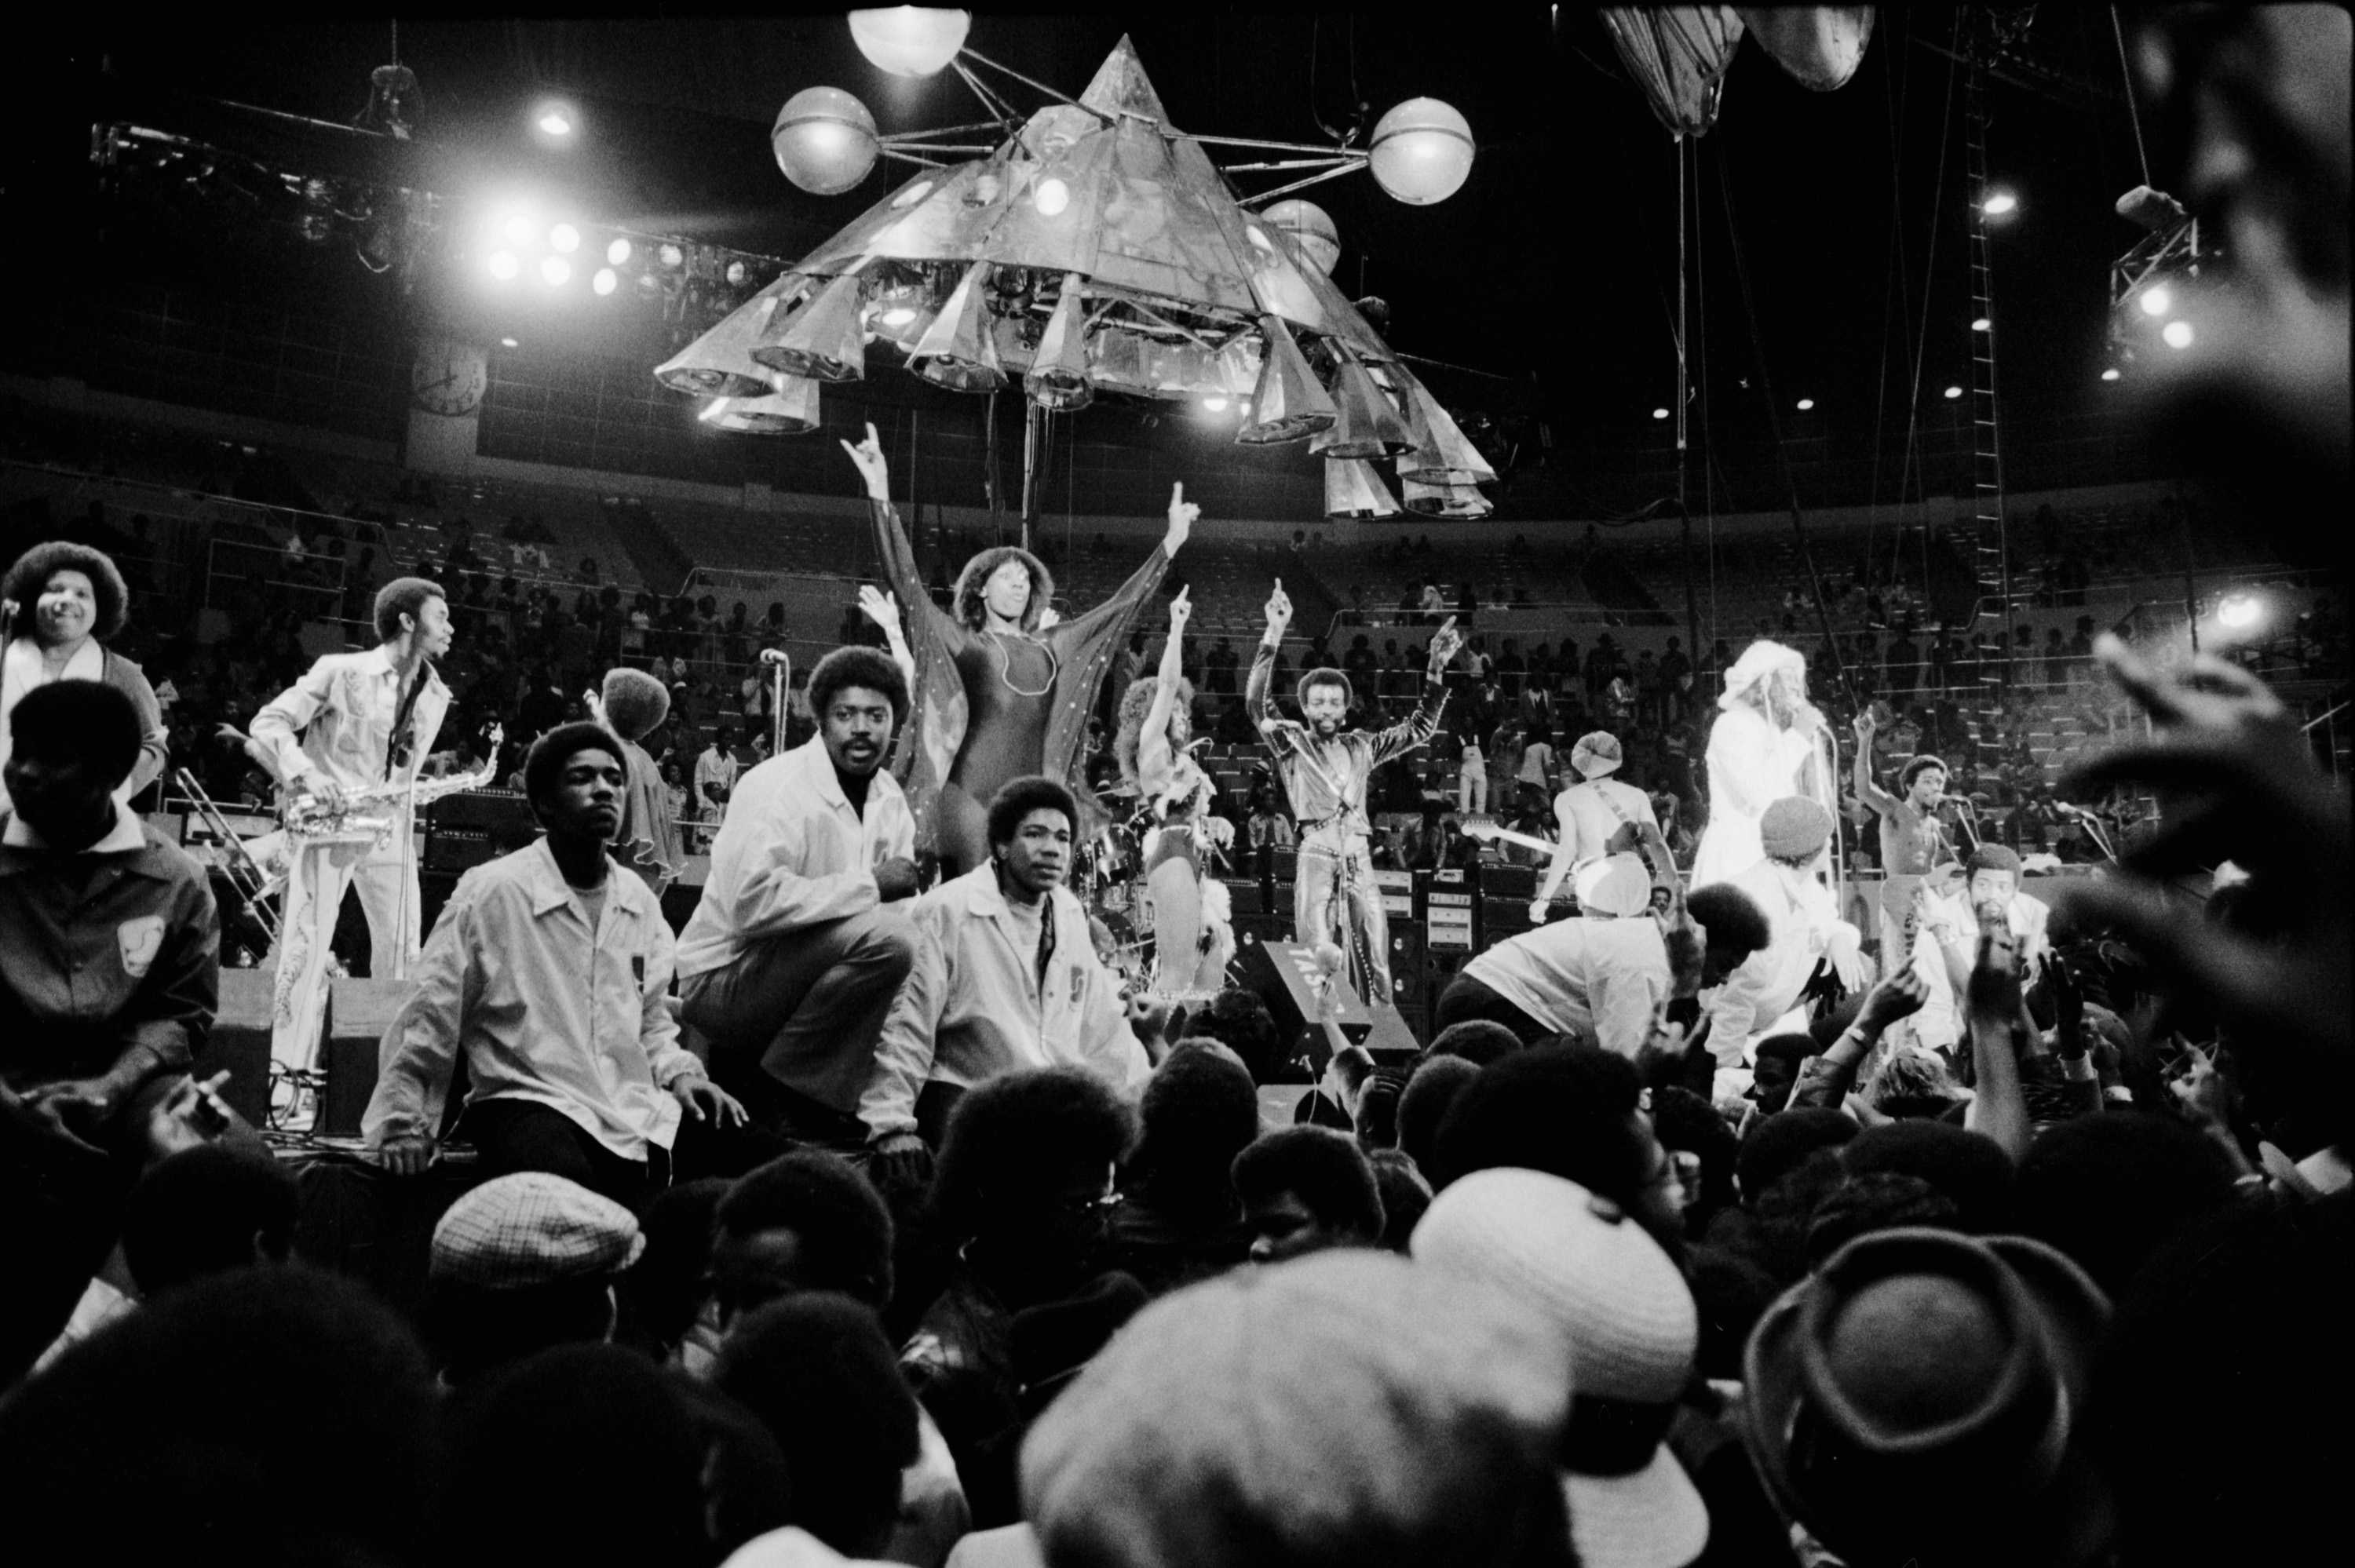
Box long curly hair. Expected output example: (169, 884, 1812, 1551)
(2, 541, 130, 643)
(952, 545, 1053, 633)
(1114, 674, 1195, 795)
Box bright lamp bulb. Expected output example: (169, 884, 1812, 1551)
(1971, 317, 1991, 332)
(2139, 285, 2173, 317)
(593, 268, 619, 296)
(1795, 398, 1816, 411)
(607, 237, 633, 266)
(537, 109, 573, 137)
(1202, 396, 1229, 413)
(540, 255, 571, 286)
(500, 214, 534, 246)
(1944, 385, 1963, 399)
(1651, 407, 1670, 420)
(487, 250, 520, 280)
(658, 244, 684, 268)
(878, 306, 918, 327)
(2101, 367, 2123, 381)
(1034, 177, 1070, 217)
(550, 224, 580, 253)
(1983, 191, 2017, 215)
(2162, 320, 2193, 348)
(2217, 594, 2259, 629)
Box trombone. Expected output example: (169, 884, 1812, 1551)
(173, 766, 281, 947)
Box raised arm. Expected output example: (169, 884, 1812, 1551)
(1368, 616, 1460, 765)
(859, 585, 919, 694)
(842, 421, 959, 647)
(1061, 483, 1193, 642)
(1247, 580, 1290, 734)
(1137, 589, 1191, 788)
(1851, 712, 1900, 815)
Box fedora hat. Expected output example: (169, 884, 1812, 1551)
(1743, 1227, 2113, 1568)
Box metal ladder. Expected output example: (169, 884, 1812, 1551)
(1963, 49, 2014, 769)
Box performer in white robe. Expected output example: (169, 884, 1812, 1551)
(1692, 640, 1831, 890)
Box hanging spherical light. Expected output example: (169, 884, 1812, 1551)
(772, 87, 880, 196)
(848, 9, 970, 77)
(1368, 98, 1476, 206)
(1262, 199, 1342, 275)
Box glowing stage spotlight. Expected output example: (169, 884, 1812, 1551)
(550, 224, 581, 253)
(500, 213, 535, 247)
(593, 268, 619, 296)
(2101, 367, 2122, 381)
(501, 337, 520, 348)
(534, 102, 578, 140)
(607, 237, 633, 266)
(2162, 320, 2193, 348)
(1201, 395, 1229, 412)
(878, 306, 918, 327)
(2217, 593, 2260, 630)
(1972, 317, 1991, 332)
(541, 256, 571, 286)
(2139, 285, 2172, 317)
(658, 243, 684, 268)
(725, 261, 748, 286)
(487, 250, 520, 280)
(1034, 177, 1070, 217)
(1795, 397, 1816, 411)
(1651, 407, 1669, 420)
(1982, 190, 2018, 216)
(1944, 385, 1963, 399)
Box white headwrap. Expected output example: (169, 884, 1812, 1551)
(1716, 640, 1809, 715)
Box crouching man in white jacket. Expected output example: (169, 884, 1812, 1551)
(862, 775, 1152, 1183)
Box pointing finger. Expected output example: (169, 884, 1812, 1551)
(865, 421, 880, 447)
(1170, 481, 1184, 505)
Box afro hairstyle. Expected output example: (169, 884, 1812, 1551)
(952, 545, 1053, 633)
(523, 722, 626, 815)
(2, 540, 130, 641)
(986, 773, 1081, 851)
(6, 678, 144, 789)
(373, 576, 447, 644)
(599, 667, 670, 742)
(1232, 1125, 1386, 1243)
(807, 645, 910, 731)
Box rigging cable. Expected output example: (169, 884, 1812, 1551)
(1711, 140, 1861, 715)
(2107, 5, 2155, 187)
(1865, 5, 1917, 578)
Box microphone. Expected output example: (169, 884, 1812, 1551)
(758, 649, 790, 665)
(2054, 801, 2098, 819)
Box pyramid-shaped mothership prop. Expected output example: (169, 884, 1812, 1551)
(654, 37, 1495, 519)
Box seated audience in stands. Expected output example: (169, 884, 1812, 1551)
(677, 647, 922, 1148)
(0, 680, 219, 1384)
(366, 723, 750, 1210)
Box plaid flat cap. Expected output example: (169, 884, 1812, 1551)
(429, 1172, 646, 1290)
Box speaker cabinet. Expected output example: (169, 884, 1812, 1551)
(194, 968, 276, 1127)
(320, 977, 411, 1138)
(1232, 933, 1374, 1048)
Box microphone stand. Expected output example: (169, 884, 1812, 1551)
(767, 653, 791, 758)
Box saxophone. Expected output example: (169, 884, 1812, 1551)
(283, 724, 506, 848)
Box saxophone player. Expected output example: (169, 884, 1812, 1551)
(250, 578, 454, 1074)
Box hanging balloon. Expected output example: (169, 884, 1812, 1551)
(772, 87, 879, 195)
(1367, 98, 1475, 206)
(1599, 8, 1747, 137)
(1262, 199, 1342, 275)
(848, 9, 972, 78)
(1737, 6, 1875, 91)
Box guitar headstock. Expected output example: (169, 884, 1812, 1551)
(1459, 819, 1502, 844)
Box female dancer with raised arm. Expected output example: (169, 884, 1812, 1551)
(1115, 586, 1235, 993)
(842, 423, 1191, 877)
